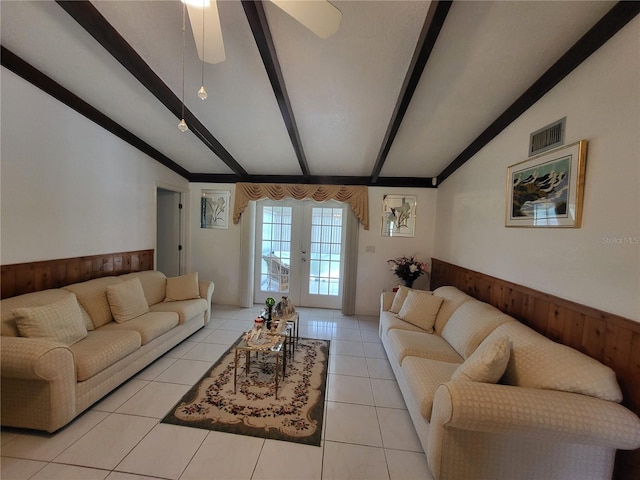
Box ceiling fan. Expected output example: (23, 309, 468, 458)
(182, 0, 342, 64)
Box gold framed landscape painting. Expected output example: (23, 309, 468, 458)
(506, 140, 587, 228)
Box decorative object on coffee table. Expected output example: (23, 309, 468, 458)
(162, 336, 329, 446)
(388, 255, 428, 288)
(264, 297, 275, 330)
(275, 296, 295, 317)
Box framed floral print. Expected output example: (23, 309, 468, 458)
(201, 190, 230, 229)
(381, 194, 416, 237)
(506, 140, 587, 227)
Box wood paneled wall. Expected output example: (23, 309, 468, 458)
(1, 250, 154, 299)
(430, 258, 640, 480)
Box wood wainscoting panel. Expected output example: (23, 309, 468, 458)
(430, 258, 640, 480)
(1, 249, 154, 299)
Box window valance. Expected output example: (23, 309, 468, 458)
(233, 183, 369, 230)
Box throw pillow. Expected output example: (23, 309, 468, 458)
(106, 278, 150, 323)
(390, 286, 429, 314)
(13, 294, 88, 346)
(165, 272, 200, 302)
(452, 335, 510, 383)
(396, 290, 444, 333)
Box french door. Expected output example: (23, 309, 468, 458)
(254, 199, 346, 309)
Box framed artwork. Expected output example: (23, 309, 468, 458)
(201, 190, 230, 229)
(381, 194, 417, 237)
(506, 140, 587, 227)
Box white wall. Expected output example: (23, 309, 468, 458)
(1, 69, 189, 264)
(189, 183, 438, 314)
(433, 18, 640, 321)
(189, 183, 243, 306)
(356, 187, 437, 315)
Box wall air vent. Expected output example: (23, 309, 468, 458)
(529, 117, 566, 156)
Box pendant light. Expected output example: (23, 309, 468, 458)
(178, 2, 189, 133)
(197, 0, 208, 100)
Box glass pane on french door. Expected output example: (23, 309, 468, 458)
(304, 205, 343, 301)
(257, 204, 292, 297)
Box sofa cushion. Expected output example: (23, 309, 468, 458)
(65, 277, 123, 328)
(165, 272, 200, 302)
(379, 311, 425, 338)
(441, 300, 514, 358)
(402, 356, 458, 421)
(1, 289, 94, 336)
(452, 335, 510, 383)
(149, 299, 208, 324)
(13, 294, 88, 346)
(106, 278, 150, 323)
(487, 322, 623, 402)
(390, 286, 416, 314)
(387, 329, 463, 365)
(99, 312, 179, 345)
(431, 286, 475, 333)
(397, 290, 444, 333)
(120, 271, 167, 306)
(69, 329, 141, 381)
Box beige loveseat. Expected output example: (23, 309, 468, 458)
(379, 286, 640, 480)
(1, 270, 214, 433)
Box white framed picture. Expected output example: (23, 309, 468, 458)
(381, 194, 416, 237)
(201, 190, 230, 229)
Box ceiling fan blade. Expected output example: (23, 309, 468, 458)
(269, 0, 342, 39)
(184, 0, 225, 64)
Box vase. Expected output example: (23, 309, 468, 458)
(404, 279, 414, 288)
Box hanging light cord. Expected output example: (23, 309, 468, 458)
(181, 3, 186, 118)
(201, 0, 205, 86)
(178, 2, 188, 132)
(198, 0, 208, 100)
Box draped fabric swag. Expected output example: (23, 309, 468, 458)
(233, 183, 369, 230)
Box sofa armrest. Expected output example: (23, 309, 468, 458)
(1, 336, 75, 380)
(430, 381, 640, 450)
(1, 336, 77, 432)
(380, 292, 395, 312)
(199, 280, 215, 325)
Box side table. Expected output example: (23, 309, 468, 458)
(233, 321, 293, 399)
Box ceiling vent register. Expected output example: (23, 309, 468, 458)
(529, 117, 566, 156)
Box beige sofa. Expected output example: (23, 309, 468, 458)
(1, 270, 214, 433)
(379, 286, 640, 480)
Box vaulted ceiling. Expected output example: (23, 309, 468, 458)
(2, 1, 637, 187)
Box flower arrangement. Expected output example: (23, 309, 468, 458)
(387, 255, 428, 287)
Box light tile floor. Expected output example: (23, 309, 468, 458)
(1, 306, 433, 480)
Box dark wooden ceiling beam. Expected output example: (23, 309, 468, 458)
(369, 0, 452, 183)
(1, 46, 191, 179)
(55, 0, 248, 179)
(189, 173, 437, 188)
(437, 1, 640, 185)
(242, 0, 310, 177)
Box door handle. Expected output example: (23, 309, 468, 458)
(301, 250, 307, 254)
(301, 258, 306, 262)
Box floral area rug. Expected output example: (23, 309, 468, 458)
(161, 337, 329, 446)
